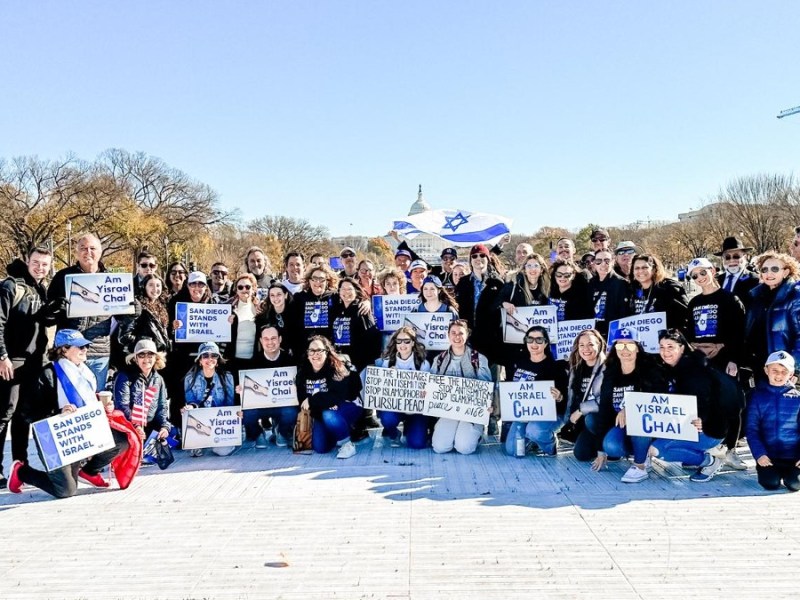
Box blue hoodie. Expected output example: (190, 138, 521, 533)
(746, 380, 800, 460)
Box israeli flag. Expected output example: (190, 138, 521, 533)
(393, 209, 512, 247)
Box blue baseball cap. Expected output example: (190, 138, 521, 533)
(610, 327, 639, 344)
(54, 329, 92, 348)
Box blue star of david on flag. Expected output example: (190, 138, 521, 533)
(443, 212, 469, 232)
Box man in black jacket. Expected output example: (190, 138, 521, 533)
(714, 236, 758, 310)
(0, 247, 57, 486)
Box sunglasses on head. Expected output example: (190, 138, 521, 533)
(690, 269, 708, 280)
(140, 262, 156, 269)
(523, 335, 547, 345)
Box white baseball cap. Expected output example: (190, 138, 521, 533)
(765, 350, 795, 372)
(687, 258, 713, 273)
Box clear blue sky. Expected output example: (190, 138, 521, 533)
(2, 2, 799, 237)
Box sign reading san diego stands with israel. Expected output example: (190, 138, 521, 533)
(174, 302, 232, 343)
(32, 404, 116, 471)
(65, 273, 136, 318)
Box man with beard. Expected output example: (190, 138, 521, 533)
(714, 237, 758, 310)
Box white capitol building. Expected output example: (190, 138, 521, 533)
(391, 185, 451, 265)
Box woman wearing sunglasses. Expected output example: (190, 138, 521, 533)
(651, 329, 728, 482)
(548, 259, 594, 322)
(595, 328, 667, 483)
(182, 341, 237, 457)
(114, 339, 171, 445)
(225, 273, 262, 371)
(628, 253, 689, 331)
(503, 326, 568, 457)
(588, 249, 631, 337)
(373, 326, 432, 449)
(744, 251, 800, 382)
(297, 335, 363, 459)
(685, 258, 748, 470)
(165, 261, 189, 297)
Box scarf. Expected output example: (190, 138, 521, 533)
(53, 358, 97, 409)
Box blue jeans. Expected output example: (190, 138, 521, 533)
(86, 356, 110, 392)
(504, 420, 562, 456)
(243, 406, 299, 441)
(602, 426, 652, 464)
(652, 433, 722, 466)
(312, 402, 363, 454)
(378, 411, 428, 449)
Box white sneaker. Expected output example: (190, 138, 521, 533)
(724, 448, 747, 470)
(337, 441, 357, 459)
(690, 455, 723, 482)
(621, 465, 649, 483)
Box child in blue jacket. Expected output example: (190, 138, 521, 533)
(746, 351, 800, 492)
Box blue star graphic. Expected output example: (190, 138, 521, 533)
(443, 212, 469, 232)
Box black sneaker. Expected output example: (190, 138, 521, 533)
(0, 473, 6, 489)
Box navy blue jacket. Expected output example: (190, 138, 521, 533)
(745, 278, 800, 374)
(746, 381, 800, 460)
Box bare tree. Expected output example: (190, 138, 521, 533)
(249, 215, 330, 260)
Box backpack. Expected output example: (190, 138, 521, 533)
(434, 348, 481, 375)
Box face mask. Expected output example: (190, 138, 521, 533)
(725, 264, 741, 276)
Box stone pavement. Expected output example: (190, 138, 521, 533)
(1, 435, 798, 600)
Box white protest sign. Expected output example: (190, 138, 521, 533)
(174, 302, 232, 343)
(498, 380, 558, 422)
(181, 406, 243, 450)
(239, 367, 298, 409)
(372, 295, 422, 332)
(65, 273, 135, 318)
(608, 312, 667, 354)
(423, 374, 493, 425)
(554, 319, 596, 361)
(624, 392, 698, 442)
(362, 366, 427, 413)
(502, 305, 558, 344)
(404, 312, 454, 351)
(32, 404, 115, 471)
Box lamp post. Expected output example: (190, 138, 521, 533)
(66, 221, 72, 265)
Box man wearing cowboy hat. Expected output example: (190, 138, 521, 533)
(714, 236, 758, 309)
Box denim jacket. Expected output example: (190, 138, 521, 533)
(183, 367, 235, 408)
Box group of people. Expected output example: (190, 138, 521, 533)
(2, 227, 800, 499)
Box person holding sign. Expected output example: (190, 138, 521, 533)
(330, 278, 381, 372)
(373, 326, 432, 449)
(565, 329, 608, 462)
(182, 342, 237, 457)
(239, 326, 298, 449)
(628, 254, 688, 331)
(113, 339, 172, 445)
(415, 275, 459, 317)
(651, 329, 728, 482)
(9, 330, 129, 498)
(376, 268, 408, 297)
(596, 328, 667, 483)
(503, 326, 568, 457)
(430, 320, 492, 455)
(746, 351, 800, 492)
(548, 260, 594, 322)
(296, 336, 363, 459)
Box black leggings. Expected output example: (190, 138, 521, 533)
(756, 458, 800, 492)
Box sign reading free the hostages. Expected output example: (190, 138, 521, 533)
(362, 367, 493, 425)
(65, 273, 136, 318)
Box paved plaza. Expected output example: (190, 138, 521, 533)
(1, 435, 798, 600)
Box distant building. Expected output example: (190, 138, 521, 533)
(678, 203, 722, 222)
(385, 185, 451, 266)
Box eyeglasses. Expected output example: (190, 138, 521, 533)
(591, 236, 608, 242)
(310, 276, 327, 283)
(593, 258, 612, 265)
(615, 342, 638, 352)
(200, 353, 219, 360)
(395, 339, 413, 345)
(690, 269, 708, 280)
(616, 249, 636, 255)
(524, 263, 542, 271)
(307, 348, 327, 355)
(471, 253, 488, 260)
(237, 284, 252, 290)
(170, 269, 186, 276)
(554, 272, 573, 279)
(137, 352, 155, 358)
(140, 262, 156, 269)
(723, 253, 742, 261)
(341, 252, 355, 258)
(523, 335, 546, 345)
(761, 265, 785, 273)
(212, 269, 228, 276)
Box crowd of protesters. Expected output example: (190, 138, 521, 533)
(3, 225, 800, 499)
